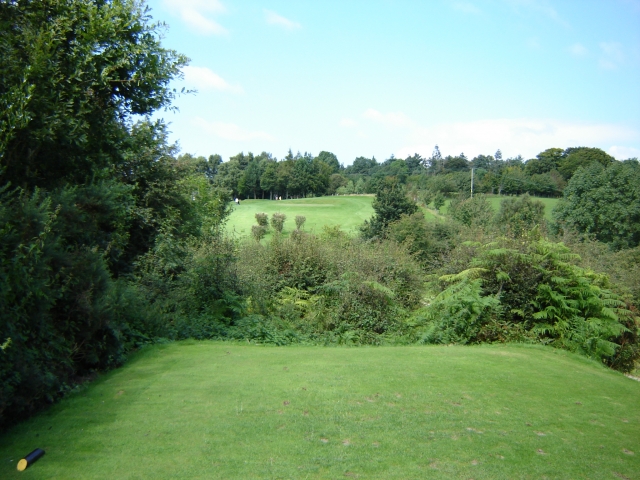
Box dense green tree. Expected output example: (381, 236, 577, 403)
(443, 155, 469, 172)
(0, 0, 196, 427)
(524, 148, 563, 176)
(348, 156, 378, 175)
(404, 153, 424, 173)
(289, 154, 313, 197)
(214, 158, 243, 197)
(0, 0, 188, 190)
(328, 173, 348, 195)
(277, 157, 294, 198)
(557, 147, 615, 180)
(239, 160, 262, 199)
(361, 180, 418, 239)
(554, 160, 640, 249)
(260, 161, 278, 199)
(471, 154, 495, 170)
(316, 151, 340, 173)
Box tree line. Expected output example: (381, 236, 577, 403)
(193, 144, 621, 202)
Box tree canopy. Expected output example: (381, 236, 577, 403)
(554, 160, 640, 249)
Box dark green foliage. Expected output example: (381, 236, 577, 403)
(524, 148, 563, 175)
(236, 232, 425, 344)
(271, 213, 286, 232)
(495, 194, 545, 237)
(557, 147, 615, 180)
(554, 160, 640, 249)
(361, 181, 418, 239)
(0, 0, 188, 190)
(387, 212, 457, 269)
(316, 151, 340, 174)
(135, 230, 240, 341)
(448, 195, 494, 228)
(415, 279, 501, 345)
(420, 237, 639, 371)
(0, 186, 156, 427)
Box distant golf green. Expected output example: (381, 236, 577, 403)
(1, 343, 638, 479)
(226, 195, 375, 238)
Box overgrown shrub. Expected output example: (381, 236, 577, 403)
(271, 213, 286, 232)
(387, 212, 457, 270)
(135, 230, 241, 341)
(419, 235, 639, 371)
(295, 215, 306, 230)
(236, 232, 425, 343)
(448, 195, 494, 228)
(251, 225, 267, 242)
(255, 213, 268, 227)
(495, 194, 545, 237)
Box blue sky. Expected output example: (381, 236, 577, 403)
(147, 0, 640, 164)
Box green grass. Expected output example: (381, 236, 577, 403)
(2, 343, 638, 479)
(226, 195, 374, 238)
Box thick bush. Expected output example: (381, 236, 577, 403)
(255, 213, 269, 227)
(418, 236, 639, 371)
(0, 186, 155, 427)
(495, 194, 545, 237)
(271, 213, 286, 232)
(236, 232, 425, 343)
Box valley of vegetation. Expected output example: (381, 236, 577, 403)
(1, 1, 639, 477)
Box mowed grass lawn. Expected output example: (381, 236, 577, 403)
(226, 196, 374, 238)
(1, 343, 638, 479)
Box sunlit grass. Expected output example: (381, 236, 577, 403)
(226, 195, 374, 239)
(1, 343, 638, 479)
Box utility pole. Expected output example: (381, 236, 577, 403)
(471, 168, 474, 198)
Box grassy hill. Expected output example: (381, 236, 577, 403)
(1, 343, 638, 479)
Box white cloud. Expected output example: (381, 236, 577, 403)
(193, 117, 274, 142)
(452, 1, 481, 14)
(599, 42, 624, 69)
(163, 0, 227, 35)
(363, 108, 414, 128)
(264, 10, 301, 30)
(386, 118, 638, 161)
(182, 66, 243, 94)
(568, 43, 588, 57)
(339, 118, 358, 128)
(608, 145, 640, 159)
